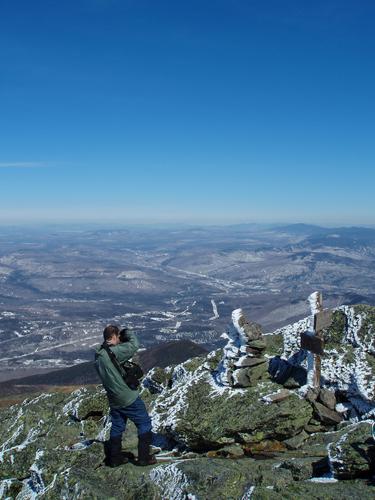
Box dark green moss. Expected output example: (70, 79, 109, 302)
(184, 356, 207, 373)
(354, 304, 375, 347)
(264, 334, 284, 357)
(149, 366, 172, 385)
(324, 310, 347, 348)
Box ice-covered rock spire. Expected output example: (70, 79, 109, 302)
(217, 308, 267, 387)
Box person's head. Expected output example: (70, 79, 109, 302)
(103, 324, 120, 345)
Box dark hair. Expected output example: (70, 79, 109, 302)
(103, 325, 120, 341)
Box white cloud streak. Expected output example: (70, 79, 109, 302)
(0, 162, 50, 168)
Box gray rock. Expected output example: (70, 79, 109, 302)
(279, 457, 313, 481)
(330, 421, 375, 478)
(305, 388, 319, 404)
(313, 401, 343, 425)
(234, 356, 267, 368)
(304, 422, 326, 434)
(283, 430, 309, 449)
(232, 368, 252, 387)
(238, 316, 263, 341)
(220, 443, 245, 458)
(262, 389, 291, 404)
(247, 339, 267, 351)
(318, 388, 336, 410)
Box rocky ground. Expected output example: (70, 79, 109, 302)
(0, 303, 374, 499)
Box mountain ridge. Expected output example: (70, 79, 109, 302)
(1, 302, 374, 498)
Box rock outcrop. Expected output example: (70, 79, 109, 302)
(1, 302, 375, 499)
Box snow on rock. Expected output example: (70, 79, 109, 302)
(217, 308, 267, 387)
(241, 485, 256, 499)
(150, 361, 206, 433)
(274, 316, 310, 360)
(272, 298, 375, 415)
(149, 463, 192, 500)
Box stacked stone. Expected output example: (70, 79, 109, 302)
(304, 387, 343, 432)
(218, 308, 268, 387)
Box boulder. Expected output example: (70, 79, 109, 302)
(283, 430, 309, 450)
(279, 457, 314, 481)
(318, 388, 336, 410)
(261, 389, 291, 404)
(313, 401, 343, 426)
(330, 421, 375, 478)
(151, 356, 313, 450)
(232, 368, 252, 387)
(305, 388, 319, 404)
(237, 316, 263, 341)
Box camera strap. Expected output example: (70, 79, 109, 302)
(101, 343, 127, 380)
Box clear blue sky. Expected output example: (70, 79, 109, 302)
(0, 0, 374, 224)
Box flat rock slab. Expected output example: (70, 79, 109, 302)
(234, 356, 267, 368)
(313, 401, 343, 425)
(318, 388, 336, 410)
(237, 315, 263, 341)
(247, 339, 267, 350)
(262, 389, 292, 404)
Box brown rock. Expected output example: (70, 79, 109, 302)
(262, 389, 291, 404)
(313, 401, 343, 425)
(247, 362, 269, 384)
(305, 388, 319, 404)
(206, 444, 245, 458)
(220, 443, 245, 458)
(232, 362, 269, 387)
(318, 388, 336, 410)
(244, 440, 287, 454)
(231, 368, 251, 387)
(238, 315, 263, 341)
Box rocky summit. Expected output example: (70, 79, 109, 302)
(1, 303, 375, 499)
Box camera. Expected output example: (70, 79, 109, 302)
(119, 327, 130, 343)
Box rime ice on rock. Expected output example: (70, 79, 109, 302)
(218, 308, 268, 388)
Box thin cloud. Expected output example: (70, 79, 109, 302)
(0, 162, 51, 168)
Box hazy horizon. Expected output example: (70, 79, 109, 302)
(0, 219, 374, 230)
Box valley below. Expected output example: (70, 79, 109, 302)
(1, 223, 375, 383)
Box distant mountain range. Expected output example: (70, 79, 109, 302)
(1, 223, 375, 383)
(0, 340, 207, 400)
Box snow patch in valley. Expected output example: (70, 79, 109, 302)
(209, 299, 219, 320)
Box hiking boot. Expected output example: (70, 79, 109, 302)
(137, 431, 157, 466)
(106, 436, 128, 468)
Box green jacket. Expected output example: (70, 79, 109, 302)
(95, 331, 140, 408)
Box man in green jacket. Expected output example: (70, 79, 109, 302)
(95, 324, 156, 467)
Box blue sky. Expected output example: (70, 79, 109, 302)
(0, 0, 374, 224)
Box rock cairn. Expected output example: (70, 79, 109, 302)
(218, 308, 345, 429)
(218, 308, 268, 387)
